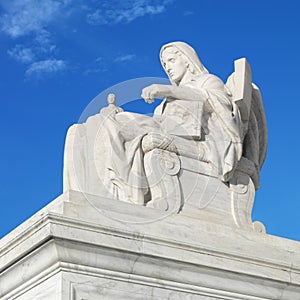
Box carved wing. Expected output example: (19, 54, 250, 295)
(244, 84, 268, 170)
(226, 58, 268, 188)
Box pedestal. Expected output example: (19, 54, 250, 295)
(1, 190, 300, 299)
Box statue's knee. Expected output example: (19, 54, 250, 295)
(142, 132, 177, 153)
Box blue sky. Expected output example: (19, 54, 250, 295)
(0, 0, 299, 241)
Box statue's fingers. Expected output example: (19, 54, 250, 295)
(141, 89, 150, 99)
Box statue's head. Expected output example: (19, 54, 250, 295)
(160, 42, 208, 85)
(161, 46, 187, 85)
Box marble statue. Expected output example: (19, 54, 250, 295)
(6, 41, 300, 300)
(63, 42, 267, 231)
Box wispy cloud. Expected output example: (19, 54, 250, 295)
(86, 0, 173, 25)
(34, 29, 57, 53)
(83, 57, 108, 75)
(1, 0, 173, 78)
(0, 0, 72, 78)
(7, 45, 35, 63)
(25, 59, 66, 78)
(84, 54, 136, 75)
(183, 10, 194, 17)
(0, 0, 68, 56)
(0, 0, 69, 38)
(114, 54, 136, 63)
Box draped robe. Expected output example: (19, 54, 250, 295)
(64, 72, 243, 203)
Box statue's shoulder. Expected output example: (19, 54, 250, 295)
(188, 73, 224, 90)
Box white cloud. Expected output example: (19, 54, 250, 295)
(34, 29, 56, 53)
(7, 45, 35, 63)
(0, 0, 68, 38)
(86, 10, 106, 25)
(1, 0, 170, 77)
(25, 59, 66, 77)
(183, 10, 194, 17)
(86, 0, 173, 25)
(83, 67, 107, 75)
(114, 54, 136, 62)
(0, 0, 70, 77)
(95, 57, 103, 63)
(83, 57, 108, 75)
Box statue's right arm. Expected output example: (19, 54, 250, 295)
(141, 84, 209, 102)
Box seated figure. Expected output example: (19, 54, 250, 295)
(63, 42, 267, 232)
(141, 42, 243, 182)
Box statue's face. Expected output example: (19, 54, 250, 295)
(162, 48, 187, 84)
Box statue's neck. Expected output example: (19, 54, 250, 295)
(178, 72, 196, 86)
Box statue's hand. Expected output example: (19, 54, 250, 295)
(144, 97, 154, 104)
(141, 84, 171, 103)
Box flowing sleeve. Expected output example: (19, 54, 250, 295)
(200, 75, 243, 181)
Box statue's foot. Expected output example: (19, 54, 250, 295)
(142, 132, 177, 153)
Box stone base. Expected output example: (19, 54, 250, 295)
(1, 190, 300, 299)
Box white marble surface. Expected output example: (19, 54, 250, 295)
(1, 190, 300, 299)
(63, 42, 267, 231)
(62, 44, 268, 239)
